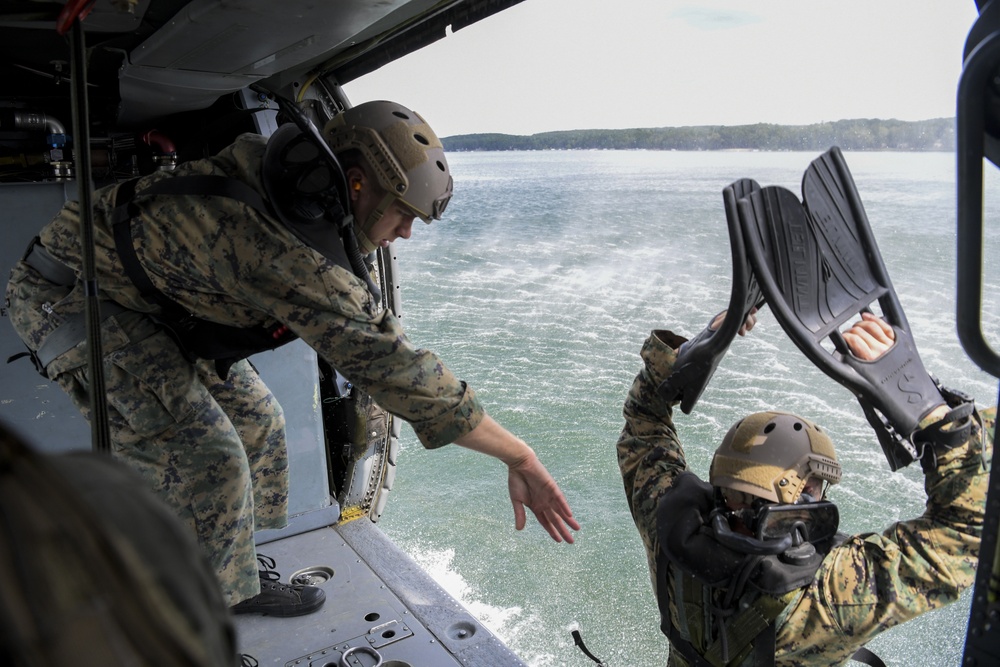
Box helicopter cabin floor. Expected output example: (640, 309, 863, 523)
(237, 519, 526, 667)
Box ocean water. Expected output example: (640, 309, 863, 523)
(379, 150, 1000, 666)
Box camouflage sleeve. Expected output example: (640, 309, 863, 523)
(617, 329, 691, 571)
(775, 407, 995, 665)
(245, 246, 484, 450)
(34, 135, 477, 449)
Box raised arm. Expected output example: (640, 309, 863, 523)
(618, 311, 758, 563)
(776, 313, 992, 662)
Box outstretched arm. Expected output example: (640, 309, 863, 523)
(455, 415, 580, 543)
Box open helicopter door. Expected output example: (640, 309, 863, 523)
(958, 2, 1000, 663)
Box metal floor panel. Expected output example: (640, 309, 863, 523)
(235, 521, 526, 667)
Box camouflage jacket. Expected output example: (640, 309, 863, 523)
(617, 330, 993, 666)
(24, 133, 483, 448)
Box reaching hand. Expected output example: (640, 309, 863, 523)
(454, 414, 580, 543)
(843, 312, 895, 361)
(506, 450, 580, 543)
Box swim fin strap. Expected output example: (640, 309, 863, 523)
(735, 147, 944, 471)
(660, 178, 766, 414)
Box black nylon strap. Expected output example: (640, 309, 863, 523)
(111, 181, 188, 320)
(131, 174, 273, 218)
(110, 175, 275, 319)
(753, 620, 775, 666)
(109, 175, 300, 379)
(850, 646, 888, 667)
(22, 237, 77, 286)
(914, 395, 975, 451)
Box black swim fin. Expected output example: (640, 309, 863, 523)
(660, 178, 766, 414)
(736, 147, 944, 470)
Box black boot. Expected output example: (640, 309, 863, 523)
(231, 555, 325, 617)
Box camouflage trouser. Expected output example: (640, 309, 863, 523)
(64, 337, 289, 604)
(6, 265, 288, 605)
(58, 332, 289, 605)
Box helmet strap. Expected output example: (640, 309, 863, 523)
(355, 192, 398, 255)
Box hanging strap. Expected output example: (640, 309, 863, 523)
(850, 646, 888, 667)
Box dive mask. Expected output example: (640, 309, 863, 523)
(711, 499, 840, 555)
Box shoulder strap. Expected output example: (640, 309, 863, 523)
(110, 174, 281, 317)
(111, 178, 188, 321)
(109, 176, 299, 379)
(131, 174, 273, 216)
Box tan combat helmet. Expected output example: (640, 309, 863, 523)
(709, 411, 842, 505)
(324, 101, 453, 250)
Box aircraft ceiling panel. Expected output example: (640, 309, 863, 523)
(112, 0, 451, 123)
(0, 0, 522, 128)
(128, 0, 438, 76)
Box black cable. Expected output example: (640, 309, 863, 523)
(571, 629, 607, 666)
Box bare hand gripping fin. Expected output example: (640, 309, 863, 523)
(659, 178, 766, 414)
(735, 147, 947, 470)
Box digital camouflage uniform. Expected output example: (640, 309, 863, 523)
(5, 133, 483, 605)
(617, 330, 992, 667)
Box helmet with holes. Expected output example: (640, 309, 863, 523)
(709, 411, 842, 504)
(323, 100, 452, 221)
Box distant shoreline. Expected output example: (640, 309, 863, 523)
(442, 118, 954, 152)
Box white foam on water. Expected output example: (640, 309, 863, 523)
(398, 543, 561, 666)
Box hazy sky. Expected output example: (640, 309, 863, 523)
(343, 0, 981, 137)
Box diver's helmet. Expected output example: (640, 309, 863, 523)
(709, 411, 842, 505)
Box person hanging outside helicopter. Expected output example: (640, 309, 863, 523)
(5, 99, 580, 617)
(617, 310, 991, 666)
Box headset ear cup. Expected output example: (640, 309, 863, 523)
(263, 124, 344, 223)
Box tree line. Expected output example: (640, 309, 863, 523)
(442, 118, 955, 152)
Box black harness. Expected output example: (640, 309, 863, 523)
(111, 175, 325, 379)
(654, 473, 886, 667)
(14, 131, 376, 381)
